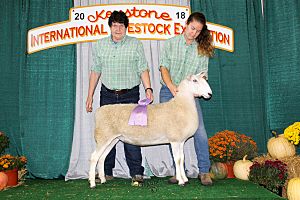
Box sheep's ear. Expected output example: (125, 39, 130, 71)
(186, 75, 192, 81)
(196, 72, 207, 79)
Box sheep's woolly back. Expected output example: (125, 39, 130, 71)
(94, 95, 198, 146)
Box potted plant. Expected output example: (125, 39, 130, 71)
(0, 154, 27, 186)
(0, 131, 27, 187)
(208, 130, 258, 178)
(249, 160, 288, 195)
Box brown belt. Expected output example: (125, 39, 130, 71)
(102, 84, 139, 95)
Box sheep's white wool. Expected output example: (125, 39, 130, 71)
(89, 73, 212, 188)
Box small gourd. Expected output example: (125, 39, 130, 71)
(287, 177, 300, 200)
(267, 131, 295, 159)
(0, 172, 8, 190)
(233, 155, 253, 180)
(209, 162, 228, 180)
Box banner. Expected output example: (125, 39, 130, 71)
(27, 4, 234, 54)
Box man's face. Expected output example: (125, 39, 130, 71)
(110, 22, 127, 42)
(184, 20, 203, 41)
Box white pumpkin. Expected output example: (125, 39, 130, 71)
(267, 132, 296, 159)
(233, 155, 253, 180)
(287, 177, 300, 200)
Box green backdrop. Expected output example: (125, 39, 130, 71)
(0, 0, 76, 178)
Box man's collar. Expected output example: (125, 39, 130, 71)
(110, 35, 127, 45)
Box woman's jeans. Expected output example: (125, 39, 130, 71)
(100, 84, 144, 177)
(159, 85, 211, 173)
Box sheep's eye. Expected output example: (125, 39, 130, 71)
(193, 79, 198, 82)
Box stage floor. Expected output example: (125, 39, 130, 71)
(0, 177, 284, 199)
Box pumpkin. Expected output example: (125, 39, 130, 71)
(209, 162, 228, 180)
(233, 155, 253, 180)
(0, 172, 8, 190)
(267, 131, 296, 159)
(287, 177, 300, 200)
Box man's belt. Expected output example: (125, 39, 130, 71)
(102, 84, 139, 95)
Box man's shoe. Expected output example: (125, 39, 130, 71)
(199, 173, 213, 186)
(95, 175, 113, 183)
(131, 175, 144, 187)
(105, 175, 114, 181)
(168, 176, 178, 184)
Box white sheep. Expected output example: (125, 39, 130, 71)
(89, 73, 212, 188)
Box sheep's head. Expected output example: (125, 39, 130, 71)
(186, 73, 212, 99)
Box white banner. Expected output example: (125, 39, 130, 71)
(27, 4, 234, 54)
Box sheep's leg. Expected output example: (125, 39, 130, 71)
(179, 142, 188, 183)
(89, 150, 100, 188)
(89, 136, 118, 188)
(170, 142, 185, 186)
(97, 138, 119, 184)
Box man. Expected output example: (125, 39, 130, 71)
(159, 12, 214, 186)
(86, 11, 153, 185)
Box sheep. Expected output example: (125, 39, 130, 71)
(89, 73, 212, 188)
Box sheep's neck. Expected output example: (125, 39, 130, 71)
(173, 92, 197, 113)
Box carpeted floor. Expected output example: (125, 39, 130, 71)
(0, 177, 285, 199)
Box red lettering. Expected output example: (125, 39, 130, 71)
(156, 24, 163, 34)
(164, 24, 171, 35)
(224, 34, 230, 45)
(50, 31, 56, 42)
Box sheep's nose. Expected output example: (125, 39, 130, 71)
(208, 93, 212, 97)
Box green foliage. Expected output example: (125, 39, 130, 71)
(249, 160, 288, 195)
(0, 131, 10, 155)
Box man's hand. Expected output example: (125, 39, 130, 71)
(86, 96, 93, 112)
(145, 89, 154, 103)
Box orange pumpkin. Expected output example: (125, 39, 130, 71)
(0, 172, 8, 190)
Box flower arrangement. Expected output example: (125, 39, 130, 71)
(249, 160, 288, 195)
(284, 122, 300, 145)
(0, 131, 27, 173)
(0, 154, 27, 171)
(208, 130, 258, 163)
(0, 131, 9, 155)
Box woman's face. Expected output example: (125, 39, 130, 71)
(184, 20, 203, 41)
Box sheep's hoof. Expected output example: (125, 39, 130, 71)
(178, 182, 186, 186)
(89, 183, 96, 189)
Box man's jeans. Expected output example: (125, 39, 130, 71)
(159, 85, 211, 173)
(100, 84, 144, 177)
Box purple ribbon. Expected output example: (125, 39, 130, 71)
(128, 98, 151, 126)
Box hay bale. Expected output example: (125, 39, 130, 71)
(253, 154, 300, 198)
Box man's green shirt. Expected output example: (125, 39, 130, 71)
(92, 35, 148, 90)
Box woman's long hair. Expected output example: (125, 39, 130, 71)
(187, 12, 214, 57)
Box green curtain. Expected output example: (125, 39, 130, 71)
(190, 0, 268, 153)
(0, 0, 76, 178)
(264, 1, 300, 133)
